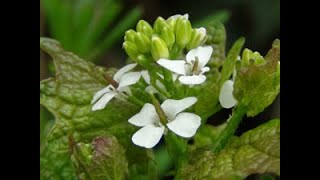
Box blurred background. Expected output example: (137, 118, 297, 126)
(40, 0, 279, 80)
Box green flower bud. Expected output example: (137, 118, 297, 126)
(136, 20, 154, 38)
(175, 18, 192, 48)
(123, 41, 139, 61)
(134, 32, 151, 53)
(187, 27, 207, 50)
(154, 17, 168, 33)
(124, 29, 137, 42)
(242, 48, 264, 65)
(75, 142, 93, 164)
(160, 26, 175, 49)
(167, 14, 189, 30)
(151, 36, 169, 60)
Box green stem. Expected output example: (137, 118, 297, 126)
(150, 93, 167, 125)
(127, 95, 145, 107)
(162, 68, 175, 95)
(149, 71, 171, 98)
(164, 132, 188, 170)
(211, 104, 247, 153)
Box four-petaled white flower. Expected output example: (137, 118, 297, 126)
(157, 46, 213, 85)
(91, 63, 142, 111)
(128, 97, 201, 148)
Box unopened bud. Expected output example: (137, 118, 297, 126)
(175, 18, 192, 48)
(123, 41, 139, 61)
(136, 20, 154, 38)
(151, 36, 169, 60)
(167, 14, 189, 29)
(154, 17, 168, 34)
(134, 32, 151, 53)
(187, 27, 207, 50)
(160, 26, 175, 49)
(124, 29, 137, 42)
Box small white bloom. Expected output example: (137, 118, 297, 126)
(91, 63, 142, 111)
(157, 46, 213, 85)
(219, 56, 241, 108)
(141, 70, 178, 93)
(128, 97, 201, 148)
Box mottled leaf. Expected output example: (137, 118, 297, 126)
(71, 136, 128, 180)
(176, 119, 280, 179)
(234, 40, 280, 116)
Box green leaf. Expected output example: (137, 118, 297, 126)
(40, 38, 157, 178)
(71, 136, 128, 180)
(40, 37, 139, 140)
(176, 119, 280, 180)
(77, 0, 122, 56)
(40, 137, 76, 180)
(220, 37, 245, 85)
(234, 40, 280, 117)
(88, 6, 142, 61)
(189, 123, 227, 151)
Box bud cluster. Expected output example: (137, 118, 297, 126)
(123, 14, 207, 62)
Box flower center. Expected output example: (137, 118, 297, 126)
(186, 56, 201, 75)
(104, 74, 119, 88)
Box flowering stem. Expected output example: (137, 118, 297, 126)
(150, 93, 167, 125)
(150, 71, 171, 98)
(162, 68, 175, 95)
(127, 95, 145, 107)
(211, 103, 247, 153)
(164, 132, 188, 170)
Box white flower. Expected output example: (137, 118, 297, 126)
(141, 70, 178, 93)
(91, 63, 142, 111)
(219, 80, 237, 108)
(157, 46, 213, 85)
(128, 97, 201, 148)
(219, 56, 241, 109)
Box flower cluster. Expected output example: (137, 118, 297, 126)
(91, 14, 218, 148)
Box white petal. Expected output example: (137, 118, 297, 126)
(141, 70, 150, 84)
(161, 97, 197, 120)
(117, 86, 132, 96)
(179, 75, 206, 85)
(113, 63, 137, 82)
(200, 67, 210, 74)
(196, 27, 206, 41)
(157, 59, 186, 75)
(167, 112, 201, 138)
(132, 125, 164, 148)
(91, 92, 117, 111)
(128, 103, 160, 127)
(118, 72, 141, 88)
(219, 80, 237, 108)
(91, 85, 113, 104)
(186, 46, 213, 69)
